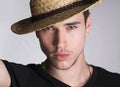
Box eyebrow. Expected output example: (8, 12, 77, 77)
(64, 22, 81, 26)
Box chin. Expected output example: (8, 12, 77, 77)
(51, 61, 76, 70)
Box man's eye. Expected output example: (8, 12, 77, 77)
(44, 26, 56, 31)
(68, 25, 78, 30)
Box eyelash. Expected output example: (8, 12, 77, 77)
(68, 25, 78, 30)
(44, 26, 56, 31)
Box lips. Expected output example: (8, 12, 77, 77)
(53, 53, 70, 61)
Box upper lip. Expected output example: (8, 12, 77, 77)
(54, 52, 69, 56)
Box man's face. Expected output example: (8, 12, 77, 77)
(36, 12, 91, 70)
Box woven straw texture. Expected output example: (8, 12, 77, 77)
(30, 0, 80, 16)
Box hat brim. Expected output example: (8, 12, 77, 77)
(11, 0, 102, 34)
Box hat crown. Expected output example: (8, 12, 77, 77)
(30, 0, 81, 16)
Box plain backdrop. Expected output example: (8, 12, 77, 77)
(0, 0, 120, 73)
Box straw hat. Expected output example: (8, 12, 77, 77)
(11, 0, 103, 34)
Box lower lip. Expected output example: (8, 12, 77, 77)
(55, 54, 69, 61)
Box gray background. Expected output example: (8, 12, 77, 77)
(0, 0, 120, 73)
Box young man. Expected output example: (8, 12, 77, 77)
(0, 0, 120, 87)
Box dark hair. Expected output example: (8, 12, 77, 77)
(83, 10, 90, 23)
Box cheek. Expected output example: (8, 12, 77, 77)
(39, 35, 54, 51)
(69, 30, 86, 50)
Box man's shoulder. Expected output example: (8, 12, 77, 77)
(2, 60, 56, 87)
(94, 65, 120, 78)
(2, 60, 43, 75)
(92, 65, 120, 86)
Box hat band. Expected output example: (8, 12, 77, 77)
(32, 0, 98, 22)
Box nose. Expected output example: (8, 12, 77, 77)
(53, 30, 66, 48)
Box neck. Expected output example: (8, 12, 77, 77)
(43, 52, 92, 87)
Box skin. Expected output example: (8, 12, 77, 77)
(36, 12, 92, 86)
(0, 11, 92, 87)
(0, 60, 11, 87)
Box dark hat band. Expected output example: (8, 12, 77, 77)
(32, 0, 98, 22)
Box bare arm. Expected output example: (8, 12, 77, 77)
(0, 60, 11, 87)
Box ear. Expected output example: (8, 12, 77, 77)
(85, 13, 92, 36)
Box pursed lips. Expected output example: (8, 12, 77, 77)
(53, 52, 70, 61)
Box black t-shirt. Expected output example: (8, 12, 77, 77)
(2, 60, 120, 87)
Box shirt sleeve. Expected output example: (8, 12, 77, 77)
(2, 60, 33, 87)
